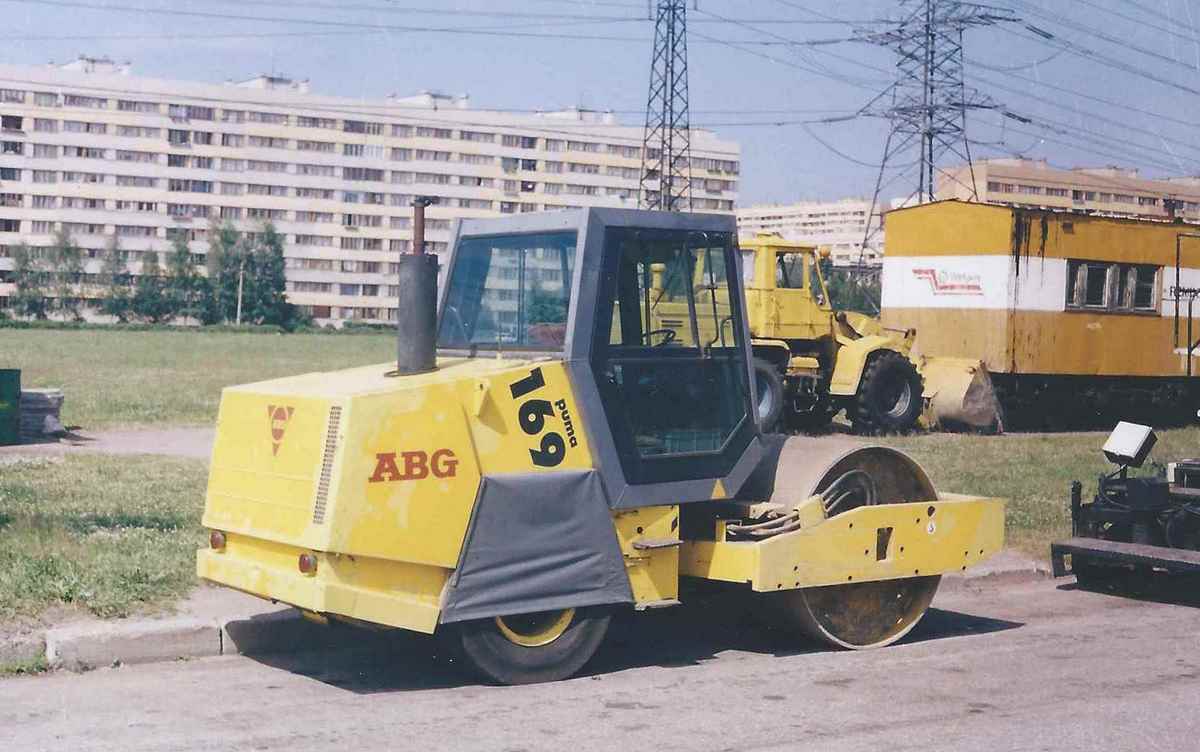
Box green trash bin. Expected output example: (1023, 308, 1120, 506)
(0, 369, 19, 446)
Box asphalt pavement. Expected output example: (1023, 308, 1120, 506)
(3, 577, 1199, 752)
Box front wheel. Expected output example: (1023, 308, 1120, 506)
(447, 606, 611, 685)
(851, 350, 924, 434)
(752, 358, 785, 432)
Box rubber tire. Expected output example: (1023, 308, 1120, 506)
(449, 607, 611, 685)
(851, 350, 924, 435)
(752, 358, 785, 433)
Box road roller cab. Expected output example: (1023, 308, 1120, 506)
(197, 208, 1005, 684)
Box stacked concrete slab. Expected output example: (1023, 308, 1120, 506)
(19, 389, 65, 443)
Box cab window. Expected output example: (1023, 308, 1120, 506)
(438, 231, 576, 350)
(776, 253, 805, 289)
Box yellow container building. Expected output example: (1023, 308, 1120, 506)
(881, 200, 1200, 427)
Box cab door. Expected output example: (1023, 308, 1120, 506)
(590, 227, 756, 486)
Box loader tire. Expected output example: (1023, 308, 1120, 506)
(752, 358, 785, 432)
(450, 606, 611, 685)
(850, 351, 923, 435)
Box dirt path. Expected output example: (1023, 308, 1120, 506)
(0, 427, 214, 461)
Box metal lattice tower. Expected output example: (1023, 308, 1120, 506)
(639, 0, 693, 212)
(856, 1, 1015, 269)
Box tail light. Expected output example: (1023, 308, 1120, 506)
(209, 530, 227, 551)
(298, 553, 318, 576)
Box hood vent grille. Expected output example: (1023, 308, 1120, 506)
(311, 405, 342, 525)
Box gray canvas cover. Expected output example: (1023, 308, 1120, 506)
(439, 470, 633, 624)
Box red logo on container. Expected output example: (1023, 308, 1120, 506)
(369, 449, 459, 482)
(912, 268, 984, 296)
(267, 404, 295, 456)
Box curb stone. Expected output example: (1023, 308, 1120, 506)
(31, 550, 1053, 673)
(45, 617, 220, 671)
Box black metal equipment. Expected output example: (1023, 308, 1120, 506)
(1051, 423, 1200, 582)
(394, 197, 439, 375)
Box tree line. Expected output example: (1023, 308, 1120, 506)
(6, 220, 305, 328)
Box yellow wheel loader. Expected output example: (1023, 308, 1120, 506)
(738, 233, 1001, 434)
(197, 208, 1005, 685)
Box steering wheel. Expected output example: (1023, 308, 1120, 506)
(643, 328, 676, 347)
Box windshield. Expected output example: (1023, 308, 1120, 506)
(607, 229, 738, 351)
(438, 231, 577, 350)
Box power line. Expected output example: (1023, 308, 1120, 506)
(969, 73, 1200, 162)
(1067, 0, 1200, 48)
(1003, 24, 1200, 97)
(1005, 0, 1199, 75)
(967, 63, 1199, 131)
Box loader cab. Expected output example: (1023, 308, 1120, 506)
(438, 208, 763, 507)
(740, 233, 833, 341)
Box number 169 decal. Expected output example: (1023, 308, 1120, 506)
(509, 367, 575, 468)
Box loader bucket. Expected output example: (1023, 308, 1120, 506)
(918, 357, 1003, 433)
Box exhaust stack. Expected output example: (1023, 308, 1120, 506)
(395, 196, 438, 374)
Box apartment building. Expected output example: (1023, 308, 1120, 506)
(735, 198, 881, 267)
(0, 58, 741, 324)
(936, 158, 1200, 221)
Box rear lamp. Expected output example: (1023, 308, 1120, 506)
(209, 530, 227, 551)
(298, 553, 318, 576)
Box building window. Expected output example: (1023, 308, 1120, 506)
(297, 140, 335, 152)
(247, 160, 288, 173)
(221, 133, 244, 147)
(0, 88, 25, 103)
(168, 129, 190, 146)
(116, 175, 157, 187)
(1, 167, 21, 181)
(31, 144, 58, 158)
(416, 126, 452, 139)
(343, 120, 382, 135)
(1067, 260, 1160, 312)
(297, 163, 336, 177)
(64, 94, 107, 109)
(297, 116, 336, 129)
(248, 135, 288, 149)
(415, 149, 451, 162)
(116, 150, 156, 163)
(460, 130, 494, 143)
(1, 141, 24, 155)
(247, 111, 288, 125)
(392, 124, 413, 138)
(118, 99, 158, 113)
(344, 167, 384, 182)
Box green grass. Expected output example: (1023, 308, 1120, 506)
(5, 329, 394, 430)
(877, 426, 1200, 560)
(0, 455, 208, 621)
(0, 654, 48, 677)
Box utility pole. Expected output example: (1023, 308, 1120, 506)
(856, 1, 1016, 270)
(639, 0, 694, 212)
(235, 256, 245, 326)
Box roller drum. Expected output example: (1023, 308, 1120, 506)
(764, 437, 942, 650)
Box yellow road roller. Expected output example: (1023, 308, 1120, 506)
(197, 207, 1005, 684)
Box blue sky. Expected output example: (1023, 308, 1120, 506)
(1, 0, 1197, 204)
